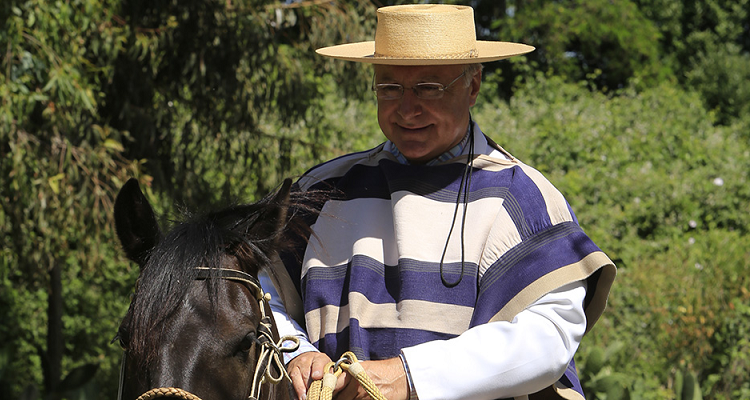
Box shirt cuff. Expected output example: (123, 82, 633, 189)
(399, 352, 419, 400)
(283, 337, 319, 365)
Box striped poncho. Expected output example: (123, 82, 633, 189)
(280, 126, 616, 399)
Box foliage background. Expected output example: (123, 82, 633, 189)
(1, 0, 748, 399)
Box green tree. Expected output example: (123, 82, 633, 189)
(1, 1, 379, 399)
(478, 0, 665, 93)
(102, 0, 377, 204)
(635, 0, 750, 125)
(2, 0, 142, 395)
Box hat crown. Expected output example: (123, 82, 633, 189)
(314, 4, 535, 65)
(374, 5, 478, 60)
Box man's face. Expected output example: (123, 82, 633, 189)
(374, 64, 481, 164)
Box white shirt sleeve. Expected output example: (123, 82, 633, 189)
(259, 271, 319, 363)
(401, 280, 588, 400)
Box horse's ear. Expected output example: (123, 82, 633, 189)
(114, 178, 161, 268)
(252, 178, 292, 245)
(271, 178, 292, 227)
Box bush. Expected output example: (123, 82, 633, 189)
(474, 73, 750, 398)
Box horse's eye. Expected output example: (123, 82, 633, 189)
(237, 332, 256, 355)
(112, 329, 129, 350)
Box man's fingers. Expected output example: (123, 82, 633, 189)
(334, 372, 357, 400)
(310, 356, 331, 381)
(289, 364, 310, 400)
(286, 352, 334, 400)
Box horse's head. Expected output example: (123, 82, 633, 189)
(113, 179, 298, 400)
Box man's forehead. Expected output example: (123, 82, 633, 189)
(374, 64, 465, 80)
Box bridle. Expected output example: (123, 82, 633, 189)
(117, 267, 300, 400)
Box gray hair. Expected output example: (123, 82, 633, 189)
(462, 63, 484, 86)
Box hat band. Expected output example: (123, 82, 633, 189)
(374, 48, 479, 60)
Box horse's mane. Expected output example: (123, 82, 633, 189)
(125, 187, 324, 366)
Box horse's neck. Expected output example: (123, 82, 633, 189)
(263, 257, 305, 326)
(267, 381, 295, 400)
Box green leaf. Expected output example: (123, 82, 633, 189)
(103, 139, 124, 152)
(585, 346, 606, 377)
(48, 173, 65, 194)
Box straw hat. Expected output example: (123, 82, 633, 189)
(316, 4, 534, 65)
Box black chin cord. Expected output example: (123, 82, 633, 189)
(439, 120, 475, 288)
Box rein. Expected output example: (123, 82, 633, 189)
(118, 267, 300, 400)
(307, 352, 387, 400)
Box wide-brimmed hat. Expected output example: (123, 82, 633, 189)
(316, 4, 534, 65)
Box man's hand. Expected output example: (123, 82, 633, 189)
(287, 352, 333, 400)
(334, 357, 409, 400)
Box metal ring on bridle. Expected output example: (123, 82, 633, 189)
(333, 352, 355, 371)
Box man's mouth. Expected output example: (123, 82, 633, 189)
(397, 124, 431, 133)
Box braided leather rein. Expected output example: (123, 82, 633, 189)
(136, 387, 202, 400)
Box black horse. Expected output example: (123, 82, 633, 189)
(113, 178, 308, 400)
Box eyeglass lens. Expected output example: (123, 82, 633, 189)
(373, 71, 465, 100)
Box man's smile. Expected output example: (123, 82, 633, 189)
(394, 123, 432, 133)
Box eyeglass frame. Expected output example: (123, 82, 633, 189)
(371, 70, 468, 100)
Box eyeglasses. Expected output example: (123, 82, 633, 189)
(371, 71, 467, 100)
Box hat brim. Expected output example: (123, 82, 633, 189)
(315, 41, 535, 65)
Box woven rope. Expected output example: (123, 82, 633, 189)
(348, 367, 387, 400)
(307, 379, 324, 400)
(136, 387, 203, 400)
(306, 352, 387, 400)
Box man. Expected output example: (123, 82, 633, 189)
(261, 4, 616, 400)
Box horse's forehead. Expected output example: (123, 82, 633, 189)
(220, 251, 262, 275)
(148, 282, 259, 351)
(188, 274, 260, 311)
(219, 253, 241, 269)
(189, 273, 262, 319)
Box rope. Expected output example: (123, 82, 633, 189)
(307, 352, 388, 400)
(248, 332, 300, 400)
(136, 387, 203, 400)
(438, 118, 476, 288)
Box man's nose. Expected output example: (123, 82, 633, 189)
(397, 89, 423, 119)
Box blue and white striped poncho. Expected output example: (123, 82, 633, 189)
(281, 129, 616, 399)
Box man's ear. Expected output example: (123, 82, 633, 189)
(469, 68, 482, 107)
